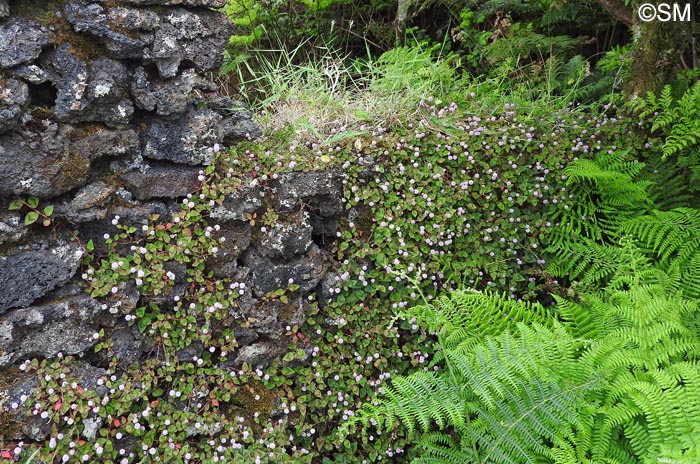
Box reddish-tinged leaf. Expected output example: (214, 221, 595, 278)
(77, 386, 83, 395)
(55, 400, 62, 411)
(1, 450, 13, 458)
(211, 399, 219, 407)
(113, 418, 120, 427)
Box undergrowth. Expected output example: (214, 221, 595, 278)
(4, 29, 697, 464)
(338, 79, 700, 464)
(1, 90, 664, 463)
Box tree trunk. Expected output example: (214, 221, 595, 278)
(394, 0, 412, 46)
(624, 1, 696, 98)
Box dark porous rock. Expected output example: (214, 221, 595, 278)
(7, 64, 50, 84)
(149, 261, 188, 309)
(243, 245, 330, 296)
(99, 281, 140, 321)
(228, 270, 257, 318)
(272, 171, 344, 236)
(256, 211, 313, 260)
(44, 44, 134, 127)
(146, 23, 183, 78)
(70, 363, 110, 395)
(0, 119, 91, 198)
(273, 171, 344, 215)
(232, 341, 282, 369)
(111, 200, 169, 225)
(142, 8, 232, 78)
(0, 78, 29, 134)
(175, 341, 204, 363)
(42, 43, 89, 117)
(175, 8, 232, 71)
(0, 373, 49, 441)
(232, 326, 258, 347)
(0, 238, 83, 313)
(205, 97, 261, 143)
(71, 126, 140, 161)
(205, 221, 252, 278)
(107, 5, 161, 32)
(0, 0, 8, 18)
(57, 181, 117, 223)
(142, 109, 222, 165)
(121, 163, 201, 200)
(91, 5, 234, 78)
(247, 298, 307, 339)
(0, 211, 27, 245)
(79, 200, 168, 254)
(84, 58, 134, 126)
(100, 324, 143, 366)
(65, 1, 152, 59)
(96, 0, 227, 6)
(210, 183, 264, 223)
(130, 66, 157, 111)
(222, 115, 262, 143)
(132, 67, 215, 116)
(0, 18, 52, 68)
(0, 292, 103, 368)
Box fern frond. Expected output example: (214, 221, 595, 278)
(548, 149, 651, 248)
(473, 377, 584, 464)
(414, 430, 476, 464)
(547, 238, 624, 285)
(344, 275, 700, 464)
(622, 208, 700, 268)
(639, 155, 698, 210)
(404, 289, 554, 346)
(384, 371, 467, 434)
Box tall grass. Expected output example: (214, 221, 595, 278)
(216, 32, 606, 147)
(218, 37, 464, 141)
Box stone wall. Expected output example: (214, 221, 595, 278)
(0, 0, 343, 442)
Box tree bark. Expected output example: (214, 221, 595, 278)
(624, 1, 696, 98)
(394, 0, 412, 46)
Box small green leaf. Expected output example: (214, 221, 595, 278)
(8, 199, 23, 210)
(27, 197, 39, 209)
(138, 317, 150, 333)
(25, 211, 39, 225)
(86, 240, 94, 251)
(42, 219, 51, 227)
(43, 205, 54, 216)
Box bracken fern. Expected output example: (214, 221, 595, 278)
(339, 254, 700, 463)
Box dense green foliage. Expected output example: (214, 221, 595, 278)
(4, 0, 700, 462)
(340, 260, 700, 463)
(339, 83, 700, 463)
